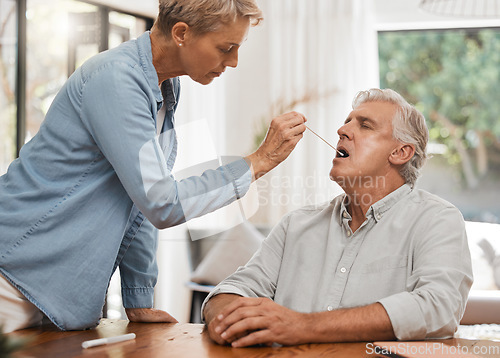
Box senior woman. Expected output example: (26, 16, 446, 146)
(0, 0, 306, 332)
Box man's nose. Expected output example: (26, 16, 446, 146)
(337, 123, 351, 140)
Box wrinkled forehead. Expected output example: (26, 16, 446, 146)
(349, 101, 398, 124)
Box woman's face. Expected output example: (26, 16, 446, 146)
(180, 16, 251, 85)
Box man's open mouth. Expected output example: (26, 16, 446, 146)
(337, 149, 349, 158)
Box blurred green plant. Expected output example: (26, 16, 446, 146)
(253, 88, 337, 150)
(379, 29, 500, 188)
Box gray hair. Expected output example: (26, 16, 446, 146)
(154, 0, 263, 36)
(352, 88, 429, 187)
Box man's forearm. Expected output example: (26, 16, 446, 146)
(304, 302, 395, 343)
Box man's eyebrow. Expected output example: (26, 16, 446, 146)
(358, 116, 376, 124)
(344, 115, 376, 124)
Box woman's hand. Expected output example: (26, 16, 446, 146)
(246, 111, 307, 179)
(125, 308, 178, 323)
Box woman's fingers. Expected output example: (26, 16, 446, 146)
(246, 111, 306, 179)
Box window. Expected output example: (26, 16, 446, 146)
(0, 0, 17, 174)
(0, 0, 153, 175)
(378, 28, 500, 223)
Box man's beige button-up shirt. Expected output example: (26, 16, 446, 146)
(202, 184, 473, 340)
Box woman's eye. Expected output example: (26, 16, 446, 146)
(220, 47, 232, 54)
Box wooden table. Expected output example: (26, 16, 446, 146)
(6, 319, 500, 357)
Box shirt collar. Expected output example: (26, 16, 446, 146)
(338, 196, 351, 223)
(371, 184, 412, 222)
(161, 79, 178, 111)
(339, 184, 412, 223)
(137, 31, 162, 104)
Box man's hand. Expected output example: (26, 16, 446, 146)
(210, 297, 310, 347)
(204, 294, 240, 345)
(246, 111, 307, 180)
(125, 308, 178, 323)
(204, 295, 395, 346)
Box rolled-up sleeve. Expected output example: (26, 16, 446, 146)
(378, 206, 473, 340)
(119, 217, 158, 308)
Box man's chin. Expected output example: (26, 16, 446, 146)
(329, 171, 343, 183)
(329, 166, 342, 179)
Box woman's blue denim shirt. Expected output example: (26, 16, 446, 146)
(0, 32, 251, 330)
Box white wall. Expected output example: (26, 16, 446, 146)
(223, 0, 271, 157)
(84, 0, 159, 18)
(374, 0, 500, 30)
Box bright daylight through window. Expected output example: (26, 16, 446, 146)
(379, 28, 500, 224)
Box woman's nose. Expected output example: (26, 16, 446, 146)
(224, 50, 239, 68)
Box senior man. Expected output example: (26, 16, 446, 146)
(202, 88, 473, 347)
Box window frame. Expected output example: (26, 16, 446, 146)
(13, 0, 154, 157)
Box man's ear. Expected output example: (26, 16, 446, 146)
(389, 143, 415, 165)
(171, 22, 189, 46)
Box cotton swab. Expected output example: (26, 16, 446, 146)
(305, 125, 344, 157)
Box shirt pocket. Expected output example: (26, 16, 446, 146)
(351, 255, 408, 274)
(342, 255, 409, 307)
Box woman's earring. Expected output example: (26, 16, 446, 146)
(178, 43, 183, 47)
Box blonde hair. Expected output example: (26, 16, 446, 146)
(352, 88, 429, 187)
(154, 0, 263, 36)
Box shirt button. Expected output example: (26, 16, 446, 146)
(327, 306, 333, 311)
(376, 213, 382, 220)
(340, 267, 347, 273)
(346, 231, 351, 237)
(343, 211, 348, 218)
